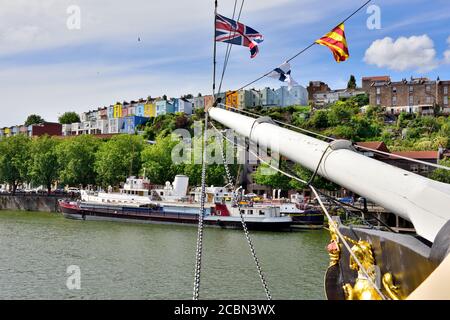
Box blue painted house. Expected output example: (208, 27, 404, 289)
(121, 116, 150, 134)
(136, 103, 145, 117)
(156, 100, 174, 116)
(108, 105, 114, 119)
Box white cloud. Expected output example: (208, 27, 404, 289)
(444, 36, 450, 64)
(364, 35, 438, 72)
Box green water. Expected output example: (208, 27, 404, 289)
(0, 210, 329, 300)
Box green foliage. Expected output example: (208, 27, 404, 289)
(59, 112, 81, 124)
(430, 159, 450, 184)
(252, 165, 292, 190)
(350, 93, 369, 107)
(25, 114, 45, 126)
(253, 162, 338, 192)
(143, 113, 194, 140)
(0, 135, 31, 194)
(347, 75, 357, 90)
(141, 134, 185, 185)
(309, 110, 329, 129)
(327, 100, 359, 126)
(29, 136, 60, 193)
(95, 135, 144, 187)
(56, 135, 100, 187)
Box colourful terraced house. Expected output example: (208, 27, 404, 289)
(144, 102, 156, 117)
(113, 103, 123, 118)
(155, 100, 174, 116)
(122, 116, 150, 134)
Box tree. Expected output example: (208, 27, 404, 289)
(351, 93, 369, 107)
(30, 136, 60, 194)
(291, 164, 338, 191)
(327, 100, 359, 126)
(347, 75, 357, 90)
(252, 165, 292, 191)
(308, 110, 329, 129)
(25, 114, 45, 126)
(56, 135, 100, 187)
(95, 135, 144, 187)
(59, 112, 80, 124)
(430, 159, 450, 184)
(0, 135, 31, 194)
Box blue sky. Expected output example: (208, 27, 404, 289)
(0, 0, 449, 127)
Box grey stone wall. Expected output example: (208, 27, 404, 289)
(0, 195, 66, 212)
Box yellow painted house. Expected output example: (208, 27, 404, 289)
(144, 103, 156, 118)
(225, 91, 238, 109)
(113, 104, 123, 118)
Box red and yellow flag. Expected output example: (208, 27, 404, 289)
(315, 23, 349, 63)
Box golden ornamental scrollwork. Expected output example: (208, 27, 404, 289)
(325, 223, 341, 267)
(341, 237, 403, 300)
(382, 272, 402, 300)
(342, 237, 382, 300)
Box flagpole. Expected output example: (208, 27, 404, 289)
(213, 0, 218, 97)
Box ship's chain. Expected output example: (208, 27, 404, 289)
(214, 123, 272, 300)
(193, 113, 209, 300)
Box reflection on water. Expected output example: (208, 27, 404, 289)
(0, 211, 329, 300)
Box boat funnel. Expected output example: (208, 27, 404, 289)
(173, 175, 189, 197)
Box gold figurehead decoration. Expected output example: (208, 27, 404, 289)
(342, 237, 402, 300)
(342, 237, 381, 300)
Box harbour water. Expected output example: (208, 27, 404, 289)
(0, 211, 329, 300)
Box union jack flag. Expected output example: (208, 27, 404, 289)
(215, 14, 264, 58)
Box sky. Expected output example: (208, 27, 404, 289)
(0, 0, 450, 127)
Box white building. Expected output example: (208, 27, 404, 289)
(313, 89, 366, 108)
(260, 87, 278, 107)
(275, 85, 308, 107)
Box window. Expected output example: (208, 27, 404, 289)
(409, 86, 413, 93)
(376, 96, 381, 105)
(444, 86, 449, 95)
(392, 87, 397, 93)
(420, 165, 429, 173)
(392, 96, 397, 106)
(376, 87, 381, 95)
(409, 96, 413, 106)
(259, 210, 264, 216)
(240, 210, 245, 215)
(426, 85, 431, 92)
(444, 96, 449, 105)
(248, 210, 253, 215)
(411, 164, 419, 173)
(426, 96, 432, 104)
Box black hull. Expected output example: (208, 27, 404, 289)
(60, 206, 292, 231)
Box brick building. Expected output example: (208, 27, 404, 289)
(28, 122, 62, 137)
(307, 81, 331, 101)
(363, 76, 450, 115)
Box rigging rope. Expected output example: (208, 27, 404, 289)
(210, 121, 387, 300)
(231, 0, 372, 93)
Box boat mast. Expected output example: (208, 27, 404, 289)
(208, 107, 450, 243)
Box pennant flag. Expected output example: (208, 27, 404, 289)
(267, 62, 298, 90)
(215, 14, 264, 58)
(315, 23, 349, 62)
